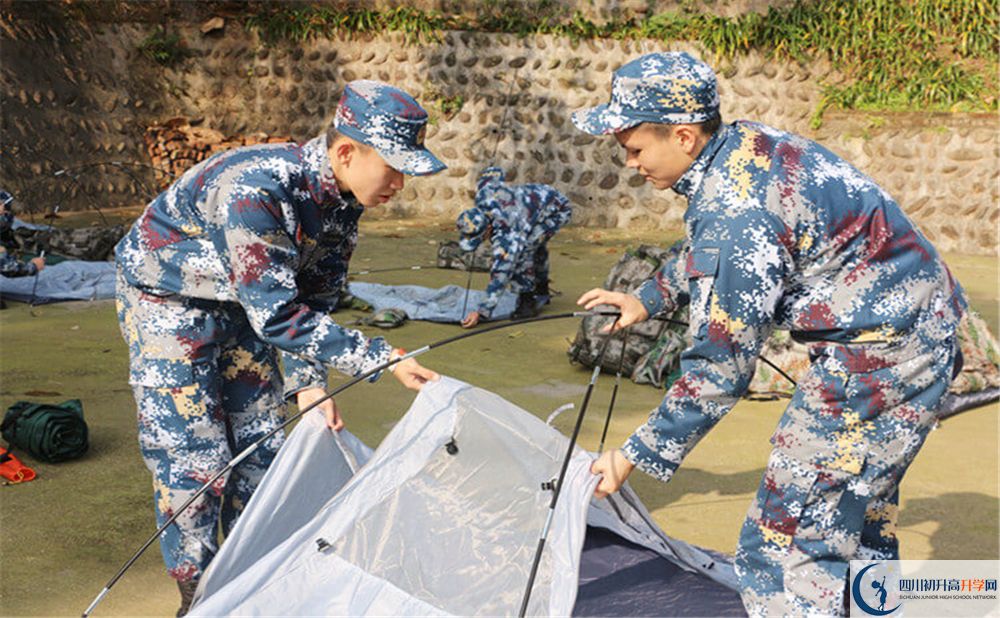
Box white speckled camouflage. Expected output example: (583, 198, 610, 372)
(458, 167, 572, 318)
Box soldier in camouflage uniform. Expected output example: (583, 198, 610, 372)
(573, 53, 965, 616)
(115, 81, 443, 613)
(456, 166, 572, 327)
(0, 190, 46, 278)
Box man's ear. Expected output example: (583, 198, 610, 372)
(332, 140, 355, 167)
(673, 125, 700, 155)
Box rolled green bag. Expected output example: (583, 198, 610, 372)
(1, 399, 89, 463)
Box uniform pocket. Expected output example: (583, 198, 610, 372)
(756, 449, 867, 551)
(685, 247, 720, 331)
(121, 289, 216, 387)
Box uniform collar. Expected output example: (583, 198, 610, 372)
(671, 122, 732, 200)
(301, 134, 350, 209)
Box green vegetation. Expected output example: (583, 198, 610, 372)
(138, 26, 191, 66)
(242, 0, 998, 123)
(245, 6, 450, 46)
(420, 81, 467, 123)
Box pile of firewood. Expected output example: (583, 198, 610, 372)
(144, 117, 289, 188)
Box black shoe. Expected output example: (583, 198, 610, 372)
(176, 580, 199, 617)
(533, 278, 550, 298)
(512, 292, 540, 320)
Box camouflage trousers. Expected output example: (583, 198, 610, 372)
(735, 310, 961, 616)
(511, 243, 550, 295)
(116, 272, 286, 582)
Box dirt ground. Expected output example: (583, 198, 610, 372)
(1, 216, 997, 616)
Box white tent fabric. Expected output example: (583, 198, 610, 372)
(190, 377, 738, 616)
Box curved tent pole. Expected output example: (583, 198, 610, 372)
(82, 310, 795, 617)
(518, 317, 619, 617)
(81, 310, 615, 617)
(597, 325, 631, 454)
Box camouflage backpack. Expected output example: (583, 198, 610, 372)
(567, 242, 689, 388)
(436, 240, 492, 272)
(13, 224, 125, 261)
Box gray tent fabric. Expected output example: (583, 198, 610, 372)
(348, 281, 520, 322)
(190, 378, 743, 616)
(0, 260, 115, 303)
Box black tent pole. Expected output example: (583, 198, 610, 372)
(459, 251, 475, 321)
(597, 326, 630, 454)
(517, 317, 619, 617)
(81, 310, 617, 618)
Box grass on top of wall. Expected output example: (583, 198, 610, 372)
(241, 0, 998, 126)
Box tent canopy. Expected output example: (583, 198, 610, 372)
(190, 378, 744, 616)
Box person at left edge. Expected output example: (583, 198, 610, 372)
(114, 80, 443, 614)
(0, 190, 47, 278)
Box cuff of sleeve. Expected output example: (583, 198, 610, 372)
(633, 279, 667, 317)
(360, 337, 394, 383)
(281, 356, 328, 401)
(26, 262, 38, 276)
(476, 305, 493, 320)
(283, 381, 327, 402)
(621, 433, 678, 483)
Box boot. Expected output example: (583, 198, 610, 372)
(533, 278, 551, 304)
(511, 292, 540, 320)
(176, 579, 199, 617)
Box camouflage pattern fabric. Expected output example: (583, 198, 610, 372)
(568, 243, 687, 381)
(0, 211, 38, 277)
(11, 224, 126, 261)
(737, 312, 959, 615)
(333, 80, 445, 176)
(461, 166, 572, 319)
(116, 270, 285, 581)
(116, 134, 393, 396)
(114, 133, 396, 582)
(576, 54, 967, 616)
(615, 121, 966, 617)
(751, 309, 999, 396)
(436, 239, 492, 272)
(572, 51, 721, 133)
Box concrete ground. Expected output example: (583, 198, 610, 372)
(1, 216, 997, 616)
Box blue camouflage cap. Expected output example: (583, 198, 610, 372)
(572, 52, 720, 135)
(456, 207, 489, 252)
(334, 80, 446, 176)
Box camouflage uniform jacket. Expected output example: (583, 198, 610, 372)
(625, 121, 966, 481)
(474, 167, 572, 317)
(115, 135, 391, 397)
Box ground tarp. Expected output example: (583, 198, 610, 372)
(190, 377, 744, 616)
(348, 281, 521, 322)
(0, 260, 115, 304)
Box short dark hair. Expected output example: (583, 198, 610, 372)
(325, 125, 371, 152)
(643, 114, 723, 138)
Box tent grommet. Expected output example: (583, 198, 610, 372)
(445, 439, 458, 455)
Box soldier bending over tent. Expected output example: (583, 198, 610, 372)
(114, 81, 442, 615)
(574, 52, 965, 616)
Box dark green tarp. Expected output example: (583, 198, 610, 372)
(2, 399, 89, 463)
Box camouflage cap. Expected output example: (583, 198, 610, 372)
(572, 52, 720, 135)
(334, 80, 446, 176)
(456, 207, 489, 252)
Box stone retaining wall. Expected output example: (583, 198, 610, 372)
(1, 13, 996, 254)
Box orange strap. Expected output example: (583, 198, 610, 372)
(0, 446, 36, 484)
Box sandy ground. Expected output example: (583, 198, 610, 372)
(1, 217, 996, 616)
